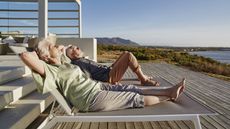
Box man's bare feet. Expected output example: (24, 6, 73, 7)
(170, 78, 186, 101)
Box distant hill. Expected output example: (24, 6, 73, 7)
(96, 37, 139, 46)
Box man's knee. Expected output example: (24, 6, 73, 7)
(122, 51, 133, 59)
(123, 51, 129, 54)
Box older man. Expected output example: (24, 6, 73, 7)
(20, 38, 185, 112)
(65, 45, 159, 86)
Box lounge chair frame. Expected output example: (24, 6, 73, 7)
(37, 88, 205, 129)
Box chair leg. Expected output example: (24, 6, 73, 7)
(38, 117, 57, 129)
(193, 115, 202, 129)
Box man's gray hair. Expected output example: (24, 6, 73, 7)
(35, 38, 54, 61)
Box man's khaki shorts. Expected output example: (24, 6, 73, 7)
(88, 84, 144, 111)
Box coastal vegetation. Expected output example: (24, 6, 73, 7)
(98, 44, 230, 81)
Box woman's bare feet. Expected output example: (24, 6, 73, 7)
(170, 78, 186, 101)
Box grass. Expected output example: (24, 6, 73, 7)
(206, 73, 230, 81)
(97, 44, 230, 82)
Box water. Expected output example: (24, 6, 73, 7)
(189, 51, 230, 64)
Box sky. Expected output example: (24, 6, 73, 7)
(0, 0, 230, 47)
(82, 0, 230, 47)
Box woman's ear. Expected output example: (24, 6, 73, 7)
(47, 57, 57, 64)
(41, 55, 50, 63)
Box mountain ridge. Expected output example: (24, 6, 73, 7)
(96, 37, 139, 46)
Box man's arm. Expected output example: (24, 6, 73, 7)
(20, 51, 45, 77)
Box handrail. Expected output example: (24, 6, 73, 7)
(0, 26, 79, 28)
(0, 17, 79, 20)
(0, 9, 79, 12)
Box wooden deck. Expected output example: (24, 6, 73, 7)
(49, 63, 230, 129)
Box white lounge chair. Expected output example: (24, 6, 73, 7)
(10, 45, 215, 129)
(38, 87, 216, 129)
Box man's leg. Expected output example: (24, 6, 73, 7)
(141, 78, 185, 101)
(109, 51, 159, 86)
(143, 80, 185, 105)
(88, 90, 145, 111)
(109, 51, 134, 83)
(88, 84, 166, 112)
(144, 96, 169, 106)
(102, 78, 185, 101)
(110, 51, 128, 67)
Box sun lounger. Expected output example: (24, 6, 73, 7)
(38, 87, 216, 129)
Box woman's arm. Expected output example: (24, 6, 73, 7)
(20, 51, 45, 77)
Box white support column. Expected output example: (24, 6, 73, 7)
(38, 0, 48, 39)
(79, 2, 82, 38)
(76, 0, 82, 37)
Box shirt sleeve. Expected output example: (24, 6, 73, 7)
(61, 48, 71, 64)
(32, 61, 57, 94)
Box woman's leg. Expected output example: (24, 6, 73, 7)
(102, 78, 185, 101)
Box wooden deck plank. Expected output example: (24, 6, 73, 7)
(167, 121, 181, 129)
(99, 122, 108, 129)
(201, 116, 225, 129)
(51, 123, 62, 129)
(205, 116, 226, 129)
(125, 122, 135, 129)
(72, 122, 82, 129)
(141, 122, 153, 129)
(81, 122, 90, 129)
(150, 122, 162, 129)
(174, 121, 190, 129)
(117, 122, 126, 129)
(63, 122, 75, 129)
(158, 121, 171, 129)
(200, 117, 217, 129)
(182, 121, 194, 129)
(108, 122, 117, 129)
(133, 122, 144, 129)
(57, 122, 67, 129)
(89, 122, 99, 129)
